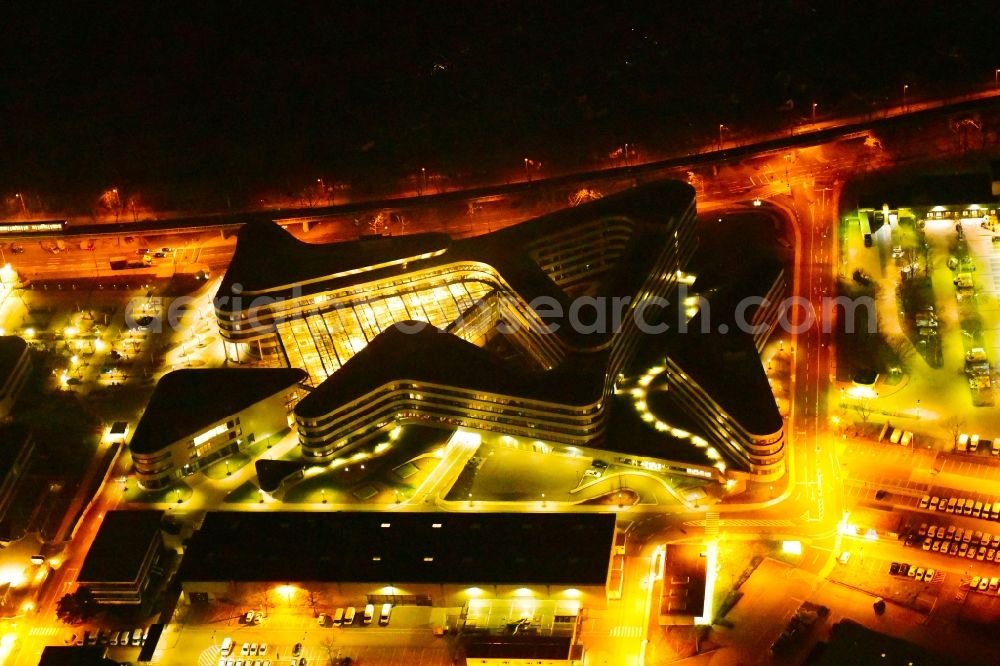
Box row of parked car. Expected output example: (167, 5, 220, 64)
(968, 575, 1000, 594)
(76, 627, 146, 648)
(319, 603, 391, 627)
(956, 433, 1000, 455)
(887, 562, 938, 582)
(219, 639, 310, 666)
(913, 522, 1000, 563)
(918, 494, 1000, 520)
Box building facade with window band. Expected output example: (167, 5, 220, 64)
(216, 181, 786, 482)
(129, 368, 307, 488)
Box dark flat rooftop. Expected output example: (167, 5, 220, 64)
(78, 510, 164, 584)
(177, 511, 616, 586)
(465, 636, 572, 660)
(295, 322, 603, 418)
(217, 180, 697, 351)
(662, 329, 783, 437)
(604, 394, 718, 469)
(220, 223, 451, 296)
(0, 335, 27, 385)
(0, 423, 32, 482)
(130, 368, 307, 455)
(630, 212, 785, 439)
(814, 620, 955, 666)
(39, 646, 115, 666)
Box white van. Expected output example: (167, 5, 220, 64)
(992, 502, 1000, 520)
(900, 431, 912, 447)
(971, 434, 981, 452)
(889, 428, 902, 444)
(333, 608, 345, 626)
(958, 434, 969, 452)
(992, 438, 1000, 456)
(379, 603, 392, 626)
(363, 603, 375, 625)
(221, 637, 233, 656)
(344, 607, 357, 625)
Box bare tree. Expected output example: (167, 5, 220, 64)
(368, 212, 388, 235)
(941, 415, 965, 446)
(568, 188, 602, 207)
(886, 334, 916, 368)
(248, 584, 272, 617)
(306, 588, 323, 617)
(319, 636, 339, 665)
(853, 396, 875, 424)
(98, 188, 123, 222)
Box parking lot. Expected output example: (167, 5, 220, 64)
(166, 607, 456, 666)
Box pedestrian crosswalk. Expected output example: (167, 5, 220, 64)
(610, 624, 643, 638)
(29, 626, 60, 637)
(704, 512, 719, 537)
(683, 517, 796, 529)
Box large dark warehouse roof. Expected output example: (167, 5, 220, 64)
(177, 511, 616, 586)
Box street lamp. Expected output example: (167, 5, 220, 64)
(995, 68, 999, 91)
(902, 84, 909, 110)
(420, 167, 427, 194)
(812, 102, 817, 123)
(718, 124, 726, 150)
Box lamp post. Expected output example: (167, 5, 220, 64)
(420, 167, 427, 194)
(995, 68, 999, 91)
(902, 84, 909, 111)
(524, 158, 531, 182)
(718, 124, 725, 151)
(812, 102, 817, 123)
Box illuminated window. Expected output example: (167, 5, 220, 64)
(193, 424, 227, 447)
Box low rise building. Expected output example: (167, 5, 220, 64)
(0, 424, 34, 536)
(178, 511, 614, 664)
(77, 510, 165, 607)
(0, 336, 30, 418)
(129, 368, 306, 488)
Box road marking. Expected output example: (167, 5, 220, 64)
(29, 626, 59, 636)
(610, 625, 643, 638)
